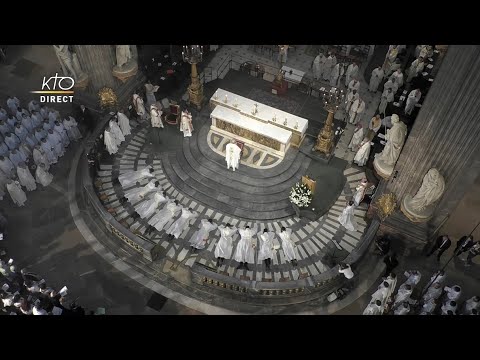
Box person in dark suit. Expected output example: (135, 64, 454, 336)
(454, 235, 474, 256)
(383, 252, 399, 277)
(79, 105, 94, 134)
(426, 235, 451, 261)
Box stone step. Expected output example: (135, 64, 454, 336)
(161, 152, 294, 220)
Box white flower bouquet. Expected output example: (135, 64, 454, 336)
(289, 182, 312, 208)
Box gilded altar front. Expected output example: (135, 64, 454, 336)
(216, 119, 281, 151)
(210, 105, 291, 158)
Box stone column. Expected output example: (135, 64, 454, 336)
(387, 45, 480, 229)
(72, 45, 144, 111)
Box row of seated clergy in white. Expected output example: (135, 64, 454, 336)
(363, 269, 480, 315)
(0, 99, 83, 206)
(116, 168, 301, 270)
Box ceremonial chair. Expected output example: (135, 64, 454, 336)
(164, 103, 181, 125)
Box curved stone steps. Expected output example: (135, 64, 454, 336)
(174, 150, 291, 204)
(161, 152, 295, 220)
(185, 135, 311, 189)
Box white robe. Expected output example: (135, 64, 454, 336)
(124, 179, 159, 204)
(338, 204, 357, 231)
(63, 117, 82, 141)
(7, 97, 20, 115)
(407, 59, 424, 82)
(214, 226, 237, 259)
(349, 99, 365, 124)
(347, 80, 360, 95)
(118, 167, 154, 188)
(109, 120, 125, 146)
(378, 90, 394, 115)
(402, 271, 422, 287)
(233, 228, 256, 264)
(353, 140, 371, 167)
(133, 94, 148, 120)
(345, 91, 359, 115)
(420, 299, 437, 315)
(148, 200, 181, 231)
(41, 139, 57, 164)
(117, 112, 131, 136)
(313, 54, 326, 80)
(394, 305, 410, 315)
(135, 191, 168, 219)
(150, 107, 163, 129)
(277, 228, 298, 262)
(389, 71, 404, 88)
(383, 80, 398, 94)
(330, 63, 344, 87)
(323, 55, 336, 81)
(422, 286, 443, 303)
(225, 143, 241, 171)
(392, 284, 413, 308)
(189, 219, 218, 249)
(35, 166, 53, 187)
(405, 90, 421, 115)
(369, 68, 384, 92)
(7, 181, 27, 206)
(166, 208, 198, 239)
(257, 231, 279, 261)
(441, 302, 457, 315)
(47, 131, 64, 157)
(180, 112, 193, 137)
(345, 64, 358, 87)
(444, 286, 461, 302)
(353, 184, 367, 206)
(371, 283, 389, 304)
(17, 166, 36, 191)
(348, 127, 364, 152)
(363, 302, 382, 315)
(104, 130, 118, 155)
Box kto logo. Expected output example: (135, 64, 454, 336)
(31, 73, 75, 103)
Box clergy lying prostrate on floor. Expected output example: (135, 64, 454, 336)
(277, 227, 298, 267)
(234, 226, 256, 270)
(189, 219, 218, 250)
(147, 198, 181, 233)
(166, 207, 198, 240)
(117, 166, 154, 188)
(215, 223, 237, 267)
(134, 190, 168, 219)
(123, 179, 161, 204)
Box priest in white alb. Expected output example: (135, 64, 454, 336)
(345, 62, 359, 87)
(405, 89, 421, 115)
(277, 227, 298, 267)
(347, 79, 360, 96)
(150, 104, 163, 129)
(123, 179, 160, 205)
(117, 111, 131, 136)
(166, 207, 198, 240)
(215, 223, 237, 267)
(378, 88, 394, 116)
(353, 178, 368, 206)
(180, 110, 193, 137)
(348, 123, 364, 152)
(148, 198, 182, 233)
(134, 190, 168, 219)
(389, 68, 404, 88)
(312, 52, 326, 80)
(133, 93, 148, 121)
(337, 200, 358, 231)
(353, 138, 372, 167)
(233, 226, 256, 270)
(117, 166, 154, 188)
(344, 89, 359, 117)
(225, 140, 241, 171)
(189, 218, 218, 250)
(348, 98, 365, 124)
(257, 228, 280, 271)
(369, 66, 384, 92)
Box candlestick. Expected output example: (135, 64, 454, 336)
(294, 121, 298, 129)
(284, 118, 287, 126)
(224, 94, 228, 103)
(272, 113, 276, 122)
(213, 91, 218, 100)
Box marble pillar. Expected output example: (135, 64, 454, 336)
(72, 45, 144, 111)
(387, 45, 480, 229)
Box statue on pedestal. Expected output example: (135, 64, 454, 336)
(112, 45, 138, 82)
(373, 114, 407, 179)
(401, 168, 445, 223)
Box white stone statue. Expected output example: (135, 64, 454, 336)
(373, 114, 407, 179)
(53, 45, 78, 80)
(402, 168, 446, 222)
(116, 45, 132, 67)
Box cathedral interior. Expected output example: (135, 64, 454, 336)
(0, 44, 479, 315)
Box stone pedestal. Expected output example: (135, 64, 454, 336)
(373, 157, 394, 180)
(401, 195, 435, 223)
(112, 61, 138, 83)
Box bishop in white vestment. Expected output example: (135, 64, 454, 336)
(312, 53, 326, 80)
(353, 138, 371, 167)
(117, 112, 131, 136)
(225, 141, 241, 171)
(353, 178, 368, 206)
(348, 123, 364, 152)
(103, 128, 118, 155)
(133, 94, 148, 120)
(150, 104, 163, 128)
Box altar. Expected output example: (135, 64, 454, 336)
(210, 106, 292, 157)
(209, 88, 308, 147)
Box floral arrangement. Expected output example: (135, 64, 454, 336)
(289, 182, 312, 208)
